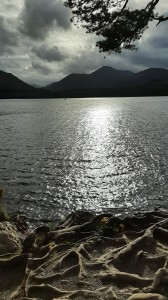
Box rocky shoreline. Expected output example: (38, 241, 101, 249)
(0, 207, 168, 300)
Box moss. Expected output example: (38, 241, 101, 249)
(0, 187, 9, 221)
(0, 187, 4, 198)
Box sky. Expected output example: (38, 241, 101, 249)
(0, 0, 168, 86)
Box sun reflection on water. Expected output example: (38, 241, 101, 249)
(2, 97, 167, 223)
(66, 105, 120, 212)
(81, 106, 117, 160)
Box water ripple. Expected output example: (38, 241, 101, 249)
(0, 97, 168, 224)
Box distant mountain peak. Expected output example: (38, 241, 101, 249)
(1, 66, 168, 99)
(98, 65, 116, 70)
(91, 66, 116, 74)
(0, 69, 52, 99)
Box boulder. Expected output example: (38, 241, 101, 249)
(0, 221, 22, 255)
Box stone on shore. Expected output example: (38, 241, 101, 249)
(0, 221, 22, 255)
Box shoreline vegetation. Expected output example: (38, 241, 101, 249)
(0, 188, 168, 300)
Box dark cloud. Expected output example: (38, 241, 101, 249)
(32, 44, 67, 62)
(19, 0, 71, 40)
(151, 37, 168, 49)
(147, 22, 168, 49)
(3, 1, 18, 10)
(0, 0, 167, 86)
(120, 21, 168, 70)
(122, 49, 168, 70)
(0, 16, 18, 54)
(65, 51, 103, 74)
(32, 60, 51, 75)
(0, 57, 21, 72)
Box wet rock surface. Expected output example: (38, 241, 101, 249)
(1, 210, 168, 300)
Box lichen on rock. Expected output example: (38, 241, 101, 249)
(0, 221, 22, 255)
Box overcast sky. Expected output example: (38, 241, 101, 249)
(0, 0, 168, 86)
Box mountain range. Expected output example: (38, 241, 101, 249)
(0, 70, 52, 99)
(1, 66, 168, 99)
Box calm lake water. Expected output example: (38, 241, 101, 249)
(0, 97, 168, 223)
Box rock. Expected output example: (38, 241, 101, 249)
(10, 214, 29, 234)
(22, 232, 36, 253)
(127, 293, 167, 300)
(0, 222, 22, 255)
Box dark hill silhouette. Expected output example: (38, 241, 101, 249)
(128, 68, 168, 86)
(47, 73, 90, 91)
(0, 70, 52, 99)
(1, 67, 168, 98)
(45, 66, 168, 97)
(46, 66, 134, 91)
(0, 70, 35, 91)
(89, 66, 133, 88)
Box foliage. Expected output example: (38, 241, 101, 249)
(64, 0, 168, 53)
(0, 204, 9, 221)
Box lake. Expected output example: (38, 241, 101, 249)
(0, 97, 168, 224)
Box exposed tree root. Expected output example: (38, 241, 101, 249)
(99, 268, 153, 287)
(28, 284, 71, 299)
(127, 293, 167, 300)
(1, 210, 168, 300)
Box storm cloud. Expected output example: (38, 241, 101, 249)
(19, 0, 71, 39)
(32, 60, 51, 74)
(0, 0, 168, 85)
(147, 22, 168, 49)
(32, 44, 67, 62)
(0, 16, 18, 54)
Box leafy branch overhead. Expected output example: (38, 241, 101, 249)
(64, 0, 168, 53)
